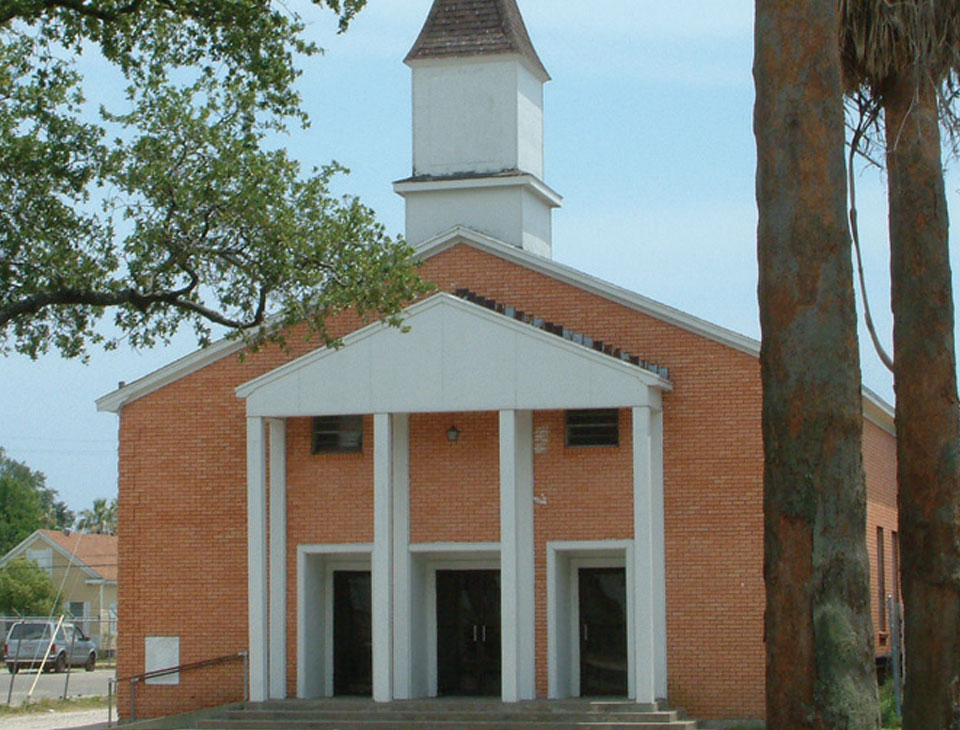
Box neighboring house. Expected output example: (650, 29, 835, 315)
(96, 0, 899, 724)
(0, 529, 118, 652)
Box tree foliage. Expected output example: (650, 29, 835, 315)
(0, 556, 61, 617)
(0, 0, 433, 359)
(0, 447, 73, 555)
(77, 497, 117, 535)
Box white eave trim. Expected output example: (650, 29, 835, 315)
(393, 174, 563, 208)
(863, 385, 896, 436)
(96, 336, 248, 414)
(416, 226, 760, 355)
(404, 52, 551, 84)
(236, 292, 671, 411)
(0, 531, 104, 580)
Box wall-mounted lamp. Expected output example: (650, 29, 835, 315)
(447, 425, 461, 442)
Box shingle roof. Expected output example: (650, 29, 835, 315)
(40, 530, 118, 582)
(405, 0, 549, 80)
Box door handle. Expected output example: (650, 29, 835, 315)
(482, 625, 487, 642)
(473, 625, 478, 642)
(583, 624, 589, 642)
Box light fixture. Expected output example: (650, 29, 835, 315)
(447, 425, 461, 442)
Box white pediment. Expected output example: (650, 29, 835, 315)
(236, 293, 669, 417)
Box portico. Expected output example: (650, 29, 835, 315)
(236, 292, 670, 705)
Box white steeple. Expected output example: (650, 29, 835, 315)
(394, 0, 562, 258)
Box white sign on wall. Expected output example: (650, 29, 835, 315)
(144, 636, 180, 685)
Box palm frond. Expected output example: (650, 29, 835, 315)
(839, 0, 960, 92)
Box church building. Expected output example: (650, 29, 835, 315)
(97, 0, 899, 723)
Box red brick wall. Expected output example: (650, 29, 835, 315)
(410, 412, 501, 543)
(115, 241, 896, 721)
(117, 351, 264, 718)
(116, 319, 362, 717)
(863, 419, 899, 652)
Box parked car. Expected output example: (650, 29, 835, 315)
(4, 620, 97, 674)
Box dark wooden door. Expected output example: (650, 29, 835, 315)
(333, 570, 372, 696)
(436, 569, 501, 696)
(579, 567, 628, 696)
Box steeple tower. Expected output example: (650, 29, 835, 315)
(394, 0, 562, 258)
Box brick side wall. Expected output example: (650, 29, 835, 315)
(116, 318, 362, 718)
(863, 419, 899, 653)
(115, 241, 896, 721)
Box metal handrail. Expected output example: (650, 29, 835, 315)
(107, 650, 248, 726)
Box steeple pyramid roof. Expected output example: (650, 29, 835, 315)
(405, 0, 549, 80)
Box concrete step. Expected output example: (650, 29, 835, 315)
(193, 722, 697, 730)
(186, 699, 698, 730)
(245, 698, 665, 713)
(211, 708, 684, 723)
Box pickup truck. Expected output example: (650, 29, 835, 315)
(4, 620, 97, 674)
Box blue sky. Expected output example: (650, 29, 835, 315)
(2, 0, 956, 515)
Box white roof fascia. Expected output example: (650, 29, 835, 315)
(415, 226, 761, 356)
(405, 53, 551, 85)
(414, 226, 896, 434)
(236, 292, 670, 416)
(862, 385, 896, 436)
(84, 578, 117, 586)
(0, 531, 102, 580)
(0, 529, 43, 565)
(96, 336, 249, 414)
(394, 175, 563, 208)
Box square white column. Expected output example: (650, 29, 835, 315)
(372, 413, 395, 702)
(632, 407, 656, 705)
(246, 417, 269, 702)
(499, 409, 535, 702)
(390, 414, 413, 699)
(268, 418, 287, 699)
(650, 409, 667, 700)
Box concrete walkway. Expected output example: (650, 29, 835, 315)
(2, 708, 109, 730)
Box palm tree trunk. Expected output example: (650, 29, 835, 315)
(884, 71, 960, 730)
(755, 1, 878, 727)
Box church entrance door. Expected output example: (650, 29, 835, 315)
(436, 569, 501, 696)
(333, 570, 372, 696)
(578, 567, 628, 696)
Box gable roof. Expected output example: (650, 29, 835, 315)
(405, 0, 550, 81)
(95, 226, 895, 435)
(0, 529, 117, 582)
(237, 292, 670, 417)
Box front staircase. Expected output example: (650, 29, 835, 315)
(174, 697, 700, 730)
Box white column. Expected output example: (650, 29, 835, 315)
(499, 409, 535, 702)
(391, 414, 413, 699)
(247, 417, 269, 702)
(268, 419, 287, 699)
(651, 409, 667, 700)
(372, 413, 395, 701)
(632, 407, 656, 705)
